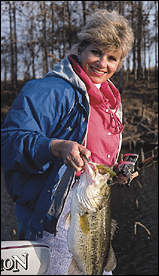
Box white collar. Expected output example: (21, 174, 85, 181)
(94, 83, 101, 89)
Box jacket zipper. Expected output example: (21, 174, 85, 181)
(55, 94, 90, 231)
(81, 93, 90, 148)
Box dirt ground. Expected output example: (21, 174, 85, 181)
(1, 169, 18, 241)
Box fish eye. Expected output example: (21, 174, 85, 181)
(98, 168, 107, 175)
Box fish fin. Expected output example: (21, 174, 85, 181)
(80, 213, 90, 234)
(67, 257, 83, 275)
(111, 219, 118, 240)
(104, 219, 118, 272)
(64, 212, 71, 230)
(104, 243, 117, 272)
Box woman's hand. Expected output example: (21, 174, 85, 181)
(50, 139, 91, 171)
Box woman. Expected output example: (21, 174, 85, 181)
(1, 9, 134, 275)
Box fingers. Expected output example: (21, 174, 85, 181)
(65, 146, 91, 171)
(130, 171, 139, 181)
(64, 153, 82, 171)
(50, 139, 91, 171)
(79, 145, 91, 161)
(117, 171, 139, 185)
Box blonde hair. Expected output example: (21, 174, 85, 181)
(71, 9, 134, 69)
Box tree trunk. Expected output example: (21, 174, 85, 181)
(51, 2, 55, 59)
(98, 1, 105, 9)
(82, 1, 86, 25)
(118, 1, 125, 15)
(143, 34, 146, 79)
(8, 1, 14, 88)
(66, 1, 72, 49)
(154, 1, 158, 81)
(30, 5, 36, 79)
(62, 1, 66, 58)
(13, 1, 17, 89)
(147, 31, 151, 86)
(40, 1, 48, 75)
(137, 1, 143, 80)
(130, 1, 137, 80)
(106, 1, 113, 10)
(4, 58, 7, 90)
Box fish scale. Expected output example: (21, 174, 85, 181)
(67, 161, 116, 275)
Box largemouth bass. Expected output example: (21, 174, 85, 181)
(66, 161, 117, 275)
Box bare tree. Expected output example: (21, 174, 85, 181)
(50, 1, 56, 65)
(82, 1, 86, 25)
(154, 1, 158, 81)
(137, 1, 143, 80)
(118, 1, 125, 15)
(1, 1, 158, 83)
(66, 1, 72, 49)
(12, 1, 18, 88)
(8, 1, 15, 87)
(1, 38, 10, 89)
(38, 1, 49, 75)
(98, 1, 105, 9)
(62, 1, 66, 58)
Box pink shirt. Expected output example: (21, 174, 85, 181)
(86, 92, 121, 167)
(68, 55, 123, 168)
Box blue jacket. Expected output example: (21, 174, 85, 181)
(1, 56, 122, 240)
(1, 57, 90, 239)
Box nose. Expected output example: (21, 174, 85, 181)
(97, 55, 107, 69)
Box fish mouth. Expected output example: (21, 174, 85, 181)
(82, 155, 116, 177)
(86, 162, 116, 178)
(85, 162, 96, 177)
(96, 165, 116, 176)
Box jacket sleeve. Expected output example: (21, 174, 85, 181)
(1, 78, 70, 175)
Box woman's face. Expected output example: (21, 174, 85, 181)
(80, 44, 121, 84)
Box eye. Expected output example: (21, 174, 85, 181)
(109, 56, 117, 61)
(91, 49, 102, 56)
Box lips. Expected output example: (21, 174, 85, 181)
(90, 66, 107, 76)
